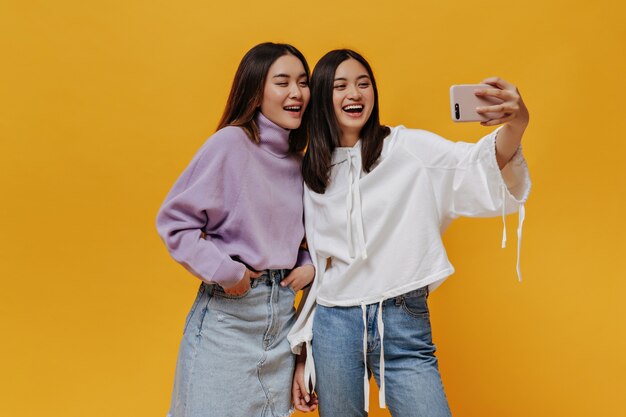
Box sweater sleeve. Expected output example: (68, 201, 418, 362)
(295, 246, 313, 268)
(403, 127, 531, 222)
(156, 129, 248, 288)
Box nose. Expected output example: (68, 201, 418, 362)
(347, 85, 362, 100)
(289, 83, 303, 100)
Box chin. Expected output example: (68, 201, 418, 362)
(280, 119, 302, 130)
(341, 121, 366, 131)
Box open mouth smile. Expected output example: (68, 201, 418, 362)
(342, 104, 364, 117)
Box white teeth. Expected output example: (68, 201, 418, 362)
(343, 105, 363, 111)
(284, 106, 301, 111)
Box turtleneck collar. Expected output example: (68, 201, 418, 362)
(256, 112, 291, 158)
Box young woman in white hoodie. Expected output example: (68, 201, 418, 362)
(290, 49, 531, 417)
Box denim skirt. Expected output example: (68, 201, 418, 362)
(167, 269, 296, 417)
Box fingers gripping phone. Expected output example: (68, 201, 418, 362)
(450, 84, 503, 122)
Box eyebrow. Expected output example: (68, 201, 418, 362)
(272, 73, 308, 79)
(334, 75, 371, 82)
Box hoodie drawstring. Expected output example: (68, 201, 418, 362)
(360, 303, 369, 413)
(501, 185, 507, 248)
(501, 184, 526, 282)
(303, 340, 316, 394)
(377, 300, 386, 408)
(360, 301, 387, 412)
(516, 203, 525, 282)
(346, 151, 367, 260)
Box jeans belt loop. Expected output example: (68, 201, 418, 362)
(394, 294, 403, 306)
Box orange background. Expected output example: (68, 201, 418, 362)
(1, 1, 625, 416)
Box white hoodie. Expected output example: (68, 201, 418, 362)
(288, 125, 531, 410)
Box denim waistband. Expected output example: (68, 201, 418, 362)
(387, 286, 429, 306)
(250, 268, 291, 287)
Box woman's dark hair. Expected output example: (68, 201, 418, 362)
(302, 49, 390, 193)
(217, 42, 310, 154)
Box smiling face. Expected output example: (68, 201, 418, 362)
(260, 54, 310, 130)
(332, 58, 375, 143)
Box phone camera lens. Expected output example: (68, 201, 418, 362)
(454, 103, 460, 120)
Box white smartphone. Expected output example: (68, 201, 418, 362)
(450, 84, 503, 122)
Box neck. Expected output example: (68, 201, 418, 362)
(339, 130, 359, 148)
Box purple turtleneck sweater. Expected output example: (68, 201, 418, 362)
(156, 112, 312, 288)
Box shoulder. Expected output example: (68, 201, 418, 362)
(177, 127, 252, 185)
(196, 125, 253, 165)
(387, 126, 467, 168)
(205, 125, 252, 151)
(391, 125, 447, 144)
(388, 126, 451, 153)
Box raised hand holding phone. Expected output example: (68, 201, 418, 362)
(450, 83, 503, 122)
(465, 77, 529, 168)
(474, 77, 529, 127)
(450, 77, 528, 128)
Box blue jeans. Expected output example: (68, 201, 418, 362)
(312, 287, 452, 417)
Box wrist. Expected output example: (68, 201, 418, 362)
(506, 115, 529, 132)
(222, 267, 249, 290)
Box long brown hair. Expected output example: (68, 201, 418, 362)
(302, 49, 390, 193)
(217, 42, 310, 154)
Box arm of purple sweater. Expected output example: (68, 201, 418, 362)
(295, 246, 313, 268)
(156, 131, 247, 288)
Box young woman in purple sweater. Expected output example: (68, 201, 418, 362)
(156, 42, 316, 417)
